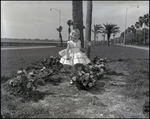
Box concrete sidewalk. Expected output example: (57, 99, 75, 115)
(116, 44, 149, 50)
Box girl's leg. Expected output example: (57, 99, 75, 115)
(77, 66, 82, 72)
(70, 66, 75, 85)
(70, 64, 82, 85)
(71, 66, 75, 76)
(76, 64, 82, 72)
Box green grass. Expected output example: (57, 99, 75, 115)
(124, 60, 149, 99)
(1, 44, 149, 118)
(1, 59, 149, 118)
(1, 44, 148, 77)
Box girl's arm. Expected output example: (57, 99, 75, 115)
(80, 41, 91, 52)
(80, 46, 85, 52)
(79, 40, 85, 52)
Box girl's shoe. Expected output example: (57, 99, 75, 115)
(70, 80, 73, 85)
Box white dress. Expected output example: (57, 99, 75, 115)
(59, 40, 90, 66)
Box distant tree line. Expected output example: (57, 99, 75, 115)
(119, 13, 149, 46)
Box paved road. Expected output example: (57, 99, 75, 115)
(124, 45, 149, 50)
(1, 46, 56, 50)
(1, 44, 149, 51)
(115, 44, 149, 50)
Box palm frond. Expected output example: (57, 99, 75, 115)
(57, 26, 63, 32)
(92, 30, 95, 33)
(67, 20, 73, 26)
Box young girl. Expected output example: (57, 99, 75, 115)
(59, 29, 91, 84)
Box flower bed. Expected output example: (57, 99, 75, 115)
(73, 56, 107, 90)
(7, 55, 107, 97)
(8, 56, 63, 96)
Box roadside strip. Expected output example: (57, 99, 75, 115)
(1, 46, 56, 50)
(115, 44, 149, 50)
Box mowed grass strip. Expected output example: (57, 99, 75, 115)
(1, 46, 64, 78)
(124, 59, 149, 99)
(1, 44, 148, 78)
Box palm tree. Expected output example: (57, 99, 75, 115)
(142, 28, 149, 45)
(126, 27, 132, 44)
(127, 27, 131, 33)
(144, 13, 149, 27)
(92, 24, 102, 44)
(96, 35, 99, 43)
(120, 31, 125, 44)
(67, 19, 73, 41)
(143, 13, 149, 45)
(72, 0, 84, 48)
(135, 21, 140, 44)
(101, 33, 106, 45)
(102, 33, 106, 41)
(113, 33, 117, 44)
(85, 1, 92, 58)
(113, 34, 115, 39)
(130, 25, 136, 45)
(138, 14, 149, 45)
(100, 23, 120, 46)
(56, 26, 63, 46)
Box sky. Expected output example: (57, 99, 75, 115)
(1, 1, 149, 41)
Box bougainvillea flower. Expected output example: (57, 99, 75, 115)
(9, 80, 13, 86)
(27, 74, 31, 79)
(40, 66, 46, 71)
(89, 65, 93, 69)
(81, 71, 85, 74)
(28, 79, 34, 82)
(78, 71, 82, 76)
(17, 70, 22, 74)
(26, 82, 32, 89)
(100, 68, 104, 72)
(100, 58, 104, 61)
(29, 72, 34, 75)
(90, 71, 94, 75)
(72, 76, 76, 81)
(23, 70, 27, 75)
(43, 58, 47, 62)
(88, 82, 93, 88)
(85, 73, 90, 76)
(50, 56, 54, 59)
(83, 81, 88, 86)
(90, 75, 94, 78)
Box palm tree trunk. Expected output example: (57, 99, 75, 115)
(72, 1, 84, 48)
(131, 33, 133, 45)
(135, 30, 137, 45)
(97, 35, 98, 44)
(94, 33, 96, 44)
(68, 27, 71, 41)
(107, 34, 110, 46)
(85, 1, 92, 58)
(144, 24, 146, 45)
(59, 32, 63, 45)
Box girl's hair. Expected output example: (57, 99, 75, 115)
(70, 29, 80, 39)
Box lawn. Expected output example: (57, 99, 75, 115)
(1, 44, 149, 118)
(1, 45, 148, 77)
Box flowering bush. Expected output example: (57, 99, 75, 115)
(8, 56, 63, 96)
(8, 55, 107, 96)
(73, 56, 107, 90)
(8, 69, 36, 95)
